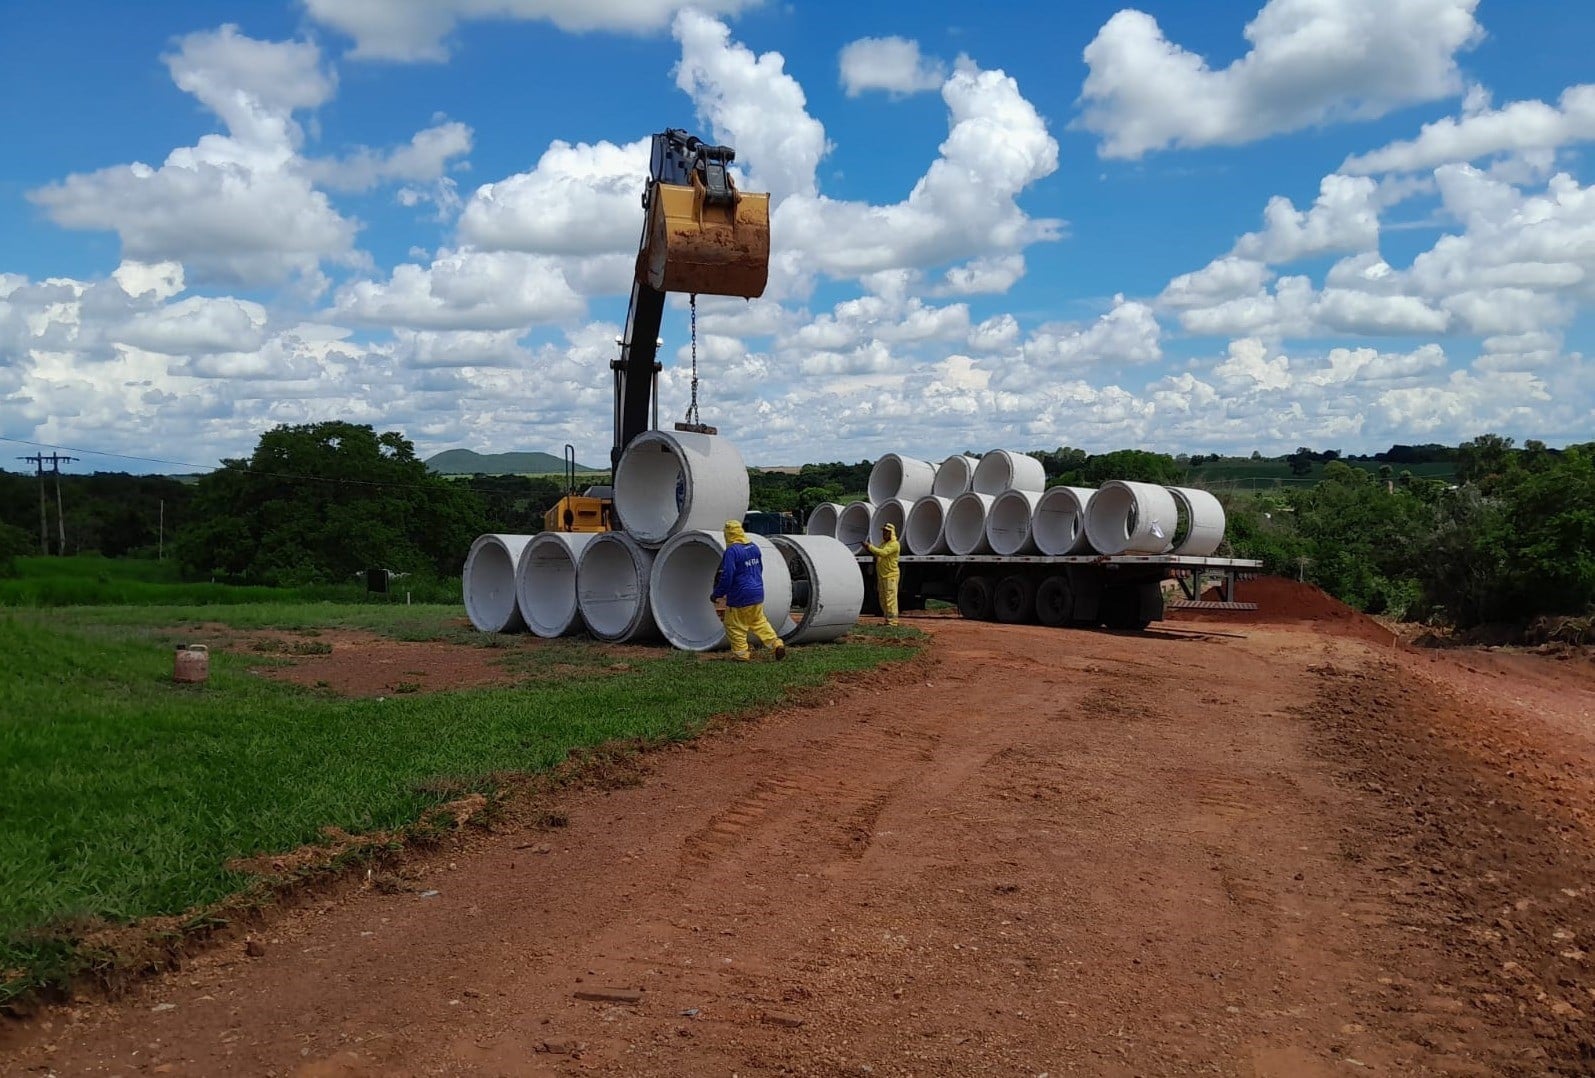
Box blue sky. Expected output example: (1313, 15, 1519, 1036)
(2, 0, 1593, 472)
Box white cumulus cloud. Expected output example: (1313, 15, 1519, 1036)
(838, 36, 947, 97)
(1079, 0, 1483, 158)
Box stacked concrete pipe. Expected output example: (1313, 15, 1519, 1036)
(516, 532, 596, 638)
(463, 533, 536, 632)
(613, 430, 750, 546)
(1084, 480, 1179, 556)
(868, 454, 936, 505)
(869, 498, 911, 546)
(905, 495, 953, 554)
(945, 492, 997, 555)
(986, 489, 1044, 556)
(836, 500, 874, 551)
(933, 454, 978, 498)
(972, 450, 1046, 496)
(576, 531, 660, 642)
(1166, 486, 1227, 556)
(806, 501, 843, 538)
(650, 531, 793, 652)
(770, 535, 864, 644)
(1032, 486, 1096, 555)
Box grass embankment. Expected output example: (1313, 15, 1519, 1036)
(0, 604, 917, 1004)
(0, 555, 461, 607)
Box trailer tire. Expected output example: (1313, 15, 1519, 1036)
(994, 575, 1037, 624)
(956, 576, 996, 621)
(1100, 586, 1152, 632)
(1035, 574, 1073, 628)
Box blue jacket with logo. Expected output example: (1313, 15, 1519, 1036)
(712, 538, 765, 607)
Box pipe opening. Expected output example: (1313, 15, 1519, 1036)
(577, 535, 653, 641)
(518, 533, 594, 638)
(905, 496, 951, 554)
(652, 534, 725, 651)
(836, 501, 873, 550)
(870, 499, 907, 546)
(614, 442, 686, 539)
(806, 502, 841, 538)
(945, 493, 995, 555)
(463, 534, 532, 633)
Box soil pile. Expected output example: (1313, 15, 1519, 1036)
(1174, 574, 1398, 646)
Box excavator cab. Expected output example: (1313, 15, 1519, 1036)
(638, 130, 769, 299)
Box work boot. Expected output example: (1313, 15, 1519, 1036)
(773, 643, 787, 661)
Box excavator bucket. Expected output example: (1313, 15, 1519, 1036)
(639, 179, 770, 299)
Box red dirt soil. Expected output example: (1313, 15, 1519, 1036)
(1178, 574, 1400, 646)
(5, 615, 1595, 1074)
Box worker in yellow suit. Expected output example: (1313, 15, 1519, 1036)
(712, 520, 787, 661)
(864, 521, 901, 626)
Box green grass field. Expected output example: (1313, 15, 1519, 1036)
(0, 555, 461, 607)
(0, 598, 916, 1004)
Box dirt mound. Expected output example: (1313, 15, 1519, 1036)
(1172, 575, 1398, 646)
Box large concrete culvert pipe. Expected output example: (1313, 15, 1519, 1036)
(933, 454, 978, 498)
(836, 500, 874, 551)
(1084, 480, 1179, 556)
(945, 492, 997, 555)
(575, 531, 660, 642)
(806, 501, 843, 538)
(867, 454, 936, 505)
(650, 531, 793, 652)
(771, 534, 864, 644)
(905, 495, 953, 554)
(613, 430, 750, 547)
(1166, 486, 1227, 556)
(463, 533, 536, 633)
(516, 531, 596, 638)
(986, 489, 1044, 556)
(1032, 486, 1097, 555)
(971, 449, 1046, 496)
(869, 498, 910, 546)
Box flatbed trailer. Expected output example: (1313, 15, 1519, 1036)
(854, 553, 1264, 631)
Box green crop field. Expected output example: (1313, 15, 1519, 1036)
(0, 587, 915, 1004)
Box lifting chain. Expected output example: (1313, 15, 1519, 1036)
(684, 293, 701, 428)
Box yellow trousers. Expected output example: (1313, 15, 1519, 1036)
(877, 573, 899, 625)
(725, 603, 781, 659)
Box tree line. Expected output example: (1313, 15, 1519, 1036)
(2, 426, 1590, 631)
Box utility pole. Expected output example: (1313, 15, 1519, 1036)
(159, 499, 165, 560)
(20, 453, 78, 555)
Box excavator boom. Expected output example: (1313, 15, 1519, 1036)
(610, 128, 771, 471)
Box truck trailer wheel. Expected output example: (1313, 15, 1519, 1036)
(1035, 575, 1073, 627)
(994, 575, 1037, 624)
(956, 576, 996, 621)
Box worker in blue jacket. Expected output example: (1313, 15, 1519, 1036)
(712, 520, 787, 662)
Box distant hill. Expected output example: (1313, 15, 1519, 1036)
(425, 449, 601, 475)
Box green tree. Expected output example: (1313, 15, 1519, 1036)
(1081, 449, 1182, 486)
(176, 423, 485, 585)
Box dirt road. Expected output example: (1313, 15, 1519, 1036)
(7, 610, 1595, 1075)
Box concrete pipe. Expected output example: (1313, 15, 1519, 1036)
(1032, 486, 1097, 555)
(836, 500, 874, 551)
(463, 533, 535, 633)
(986, 489, 1044, 556)
(1167, 486, 1227, 557)
(576, 531, 660, 642)
(933, 454, 979, 498)
(945, 492, 997, 556)
(867, 453, 936, 505)
(806, 501, 843, 538)
(870, 498, 911, 546)
(516, 531, 596, 638)
(650, 531, 792, 652)
(613, 430, 750, 547)
(905, 495, 953, 554)
(972, 449, 1046, 496)
(770, 535, 864, 644)
(1084, 480, 1178, 556)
